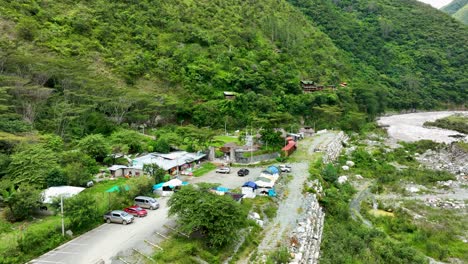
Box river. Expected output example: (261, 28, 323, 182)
(377, 111, 468, 144)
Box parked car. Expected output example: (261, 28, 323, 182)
(134, 196, 159, 210)
(279, 164, 292, 173)
(103, 210, 134, 225)
(237, 168, 249, 177)
(215, 167, 231, 174)
(124, 205, 148, 217)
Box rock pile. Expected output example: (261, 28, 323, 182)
(417, 145, 468, 177)
(424, 198, 466, 209)
(306, 179, 323, 196)
(288, 194, 325, 264)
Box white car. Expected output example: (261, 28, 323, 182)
(279, 165, 291, 173)
(215, 167, 231, 174)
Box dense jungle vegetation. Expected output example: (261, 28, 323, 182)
(0, 0, 467, 262)
(441, 0, 468, 24)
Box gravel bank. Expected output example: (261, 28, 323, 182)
(378, 111, 467, 144)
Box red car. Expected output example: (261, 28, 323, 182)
(123, 206, 148, 217)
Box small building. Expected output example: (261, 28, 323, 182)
(301, 80, 336, 93)
(282, 139, 296, 157)
(223, 91, 236, 100)
(131, 151, 206, 176)
(301, 80, 324, 93)
(299, 127, 314, 137)
(108, 165, 134, 178)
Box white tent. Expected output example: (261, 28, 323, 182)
(42, 186, 85, 204)
(163, 178, 183, 187)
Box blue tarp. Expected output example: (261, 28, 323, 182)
(214, 186, 229, 192)
(153, 181, 188, 190)
(265, 166, 280, 175)
(242, 181, 258, 189)
(106, 185, 130, 193)
(153, 182, 164, 190)
(268, 189, 277, 197)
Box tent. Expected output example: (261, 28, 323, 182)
(153, 179, 188, 190)
(265, 166, 280, 175)
(163, 178, 188, 188)
(255, 180, 274, 188)
(210, 186, 230, 195)
(242, 181, 258, 189)
(42, 186, 85, 204)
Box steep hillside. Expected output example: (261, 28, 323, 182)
(289, 0, 468, 109)
(441, 0, 468, 14)
(0, 0, 358, 140)
(453, 4, 468, 24)
(0, 0, 466, 142)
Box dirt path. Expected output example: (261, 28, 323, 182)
(349, 181, 374, 227)
(252, 131, 339, 258)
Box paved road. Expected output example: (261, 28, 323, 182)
(30, 198, 173, 264)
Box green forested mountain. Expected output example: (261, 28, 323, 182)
(289, 0, 467, 108)
(453, 4, 468, 24)
(441, 0, 468, 24)
(0, 0, 466, 142)
(441, 0, 468, 15)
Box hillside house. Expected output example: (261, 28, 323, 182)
(223, 91, 236, 100)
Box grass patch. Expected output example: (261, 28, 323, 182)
(192, 162, 216, 177)
(424, 114, 468, 134)
(82, 177, 128, 195)
(0, 215, 70, 263)
(213, 135, 241, 147)
(367, 203, 468, 262)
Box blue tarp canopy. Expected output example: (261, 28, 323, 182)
(214, 186, 229, 192)
(153, 179, 188, 190)
(265, 166, 280, 175)
(106, 185, 130, 193)
(153, 182, 164, 190)
(242, 181, 258, 189)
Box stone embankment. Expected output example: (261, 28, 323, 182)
(288, 193, 325, 264)
(320, 131, 349, 163)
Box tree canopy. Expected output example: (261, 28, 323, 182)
(168, 185, 247, 248)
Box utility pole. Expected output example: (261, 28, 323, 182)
(61, 195, 65, 237)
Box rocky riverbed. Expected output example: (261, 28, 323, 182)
(378, 111, 468, 145)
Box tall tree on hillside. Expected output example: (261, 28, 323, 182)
(7, 144, 59, 188)
(77, 134, 110, 162)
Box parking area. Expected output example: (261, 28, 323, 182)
(182, 166, 266, 189)
(30, 198, 173, 264)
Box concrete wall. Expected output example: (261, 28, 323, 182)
(235, 152, 280, 164)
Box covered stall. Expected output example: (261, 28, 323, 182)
(241, 181, 258, 199)
(153, 179, 188, 196)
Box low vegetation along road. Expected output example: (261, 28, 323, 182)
(30, 198, 173, 264)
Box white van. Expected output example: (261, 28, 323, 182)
(134, 196, 159, 210)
